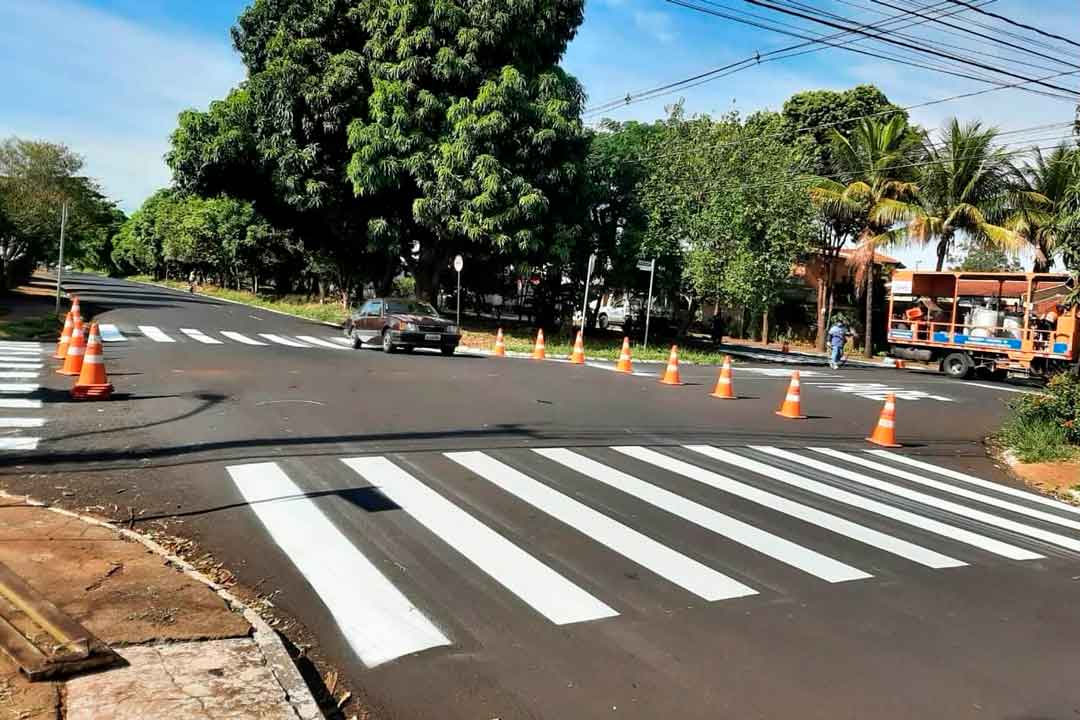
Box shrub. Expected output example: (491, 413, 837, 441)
(1000, 371, 1080, 462)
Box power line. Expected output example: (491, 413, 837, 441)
(742, 0, 1080, 97)
(945, 0, 1080, 51)
(660, 0, 1080, 104)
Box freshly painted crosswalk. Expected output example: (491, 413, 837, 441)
(226, 445, 1080, 667)
(220, 331, 267, 346)
(122, 324, 359, 351)
(0, 343, 48, 452)
(138, 325, 175, 343)
(98, 324, 126, 342)
(180, 328, 223, 344)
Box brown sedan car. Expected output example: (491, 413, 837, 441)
(344, 297, 461, 355)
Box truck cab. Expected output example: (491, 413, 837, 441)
(886, 270, 1077, 379)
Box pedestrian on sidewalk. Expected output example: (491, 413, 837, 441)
(828, 316, 850, 369)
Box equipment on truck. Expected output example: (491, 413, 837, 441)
(886, 271, 1077, 380)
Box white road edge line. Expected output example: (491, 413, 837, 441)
(802, 448, 1080, 554)
(448, 451, 756, 601)
(343, 457, 619, 623)
(226, 462, 450, 667)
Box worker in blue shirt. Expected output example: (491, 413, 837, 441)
(828, 317, 849, 369)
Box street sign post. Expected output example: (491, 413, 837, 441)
(580, 253, 596, 337)
(55, 202, 68, 314)
(453, 255, 464, 328)
(638, 258, 656, 350)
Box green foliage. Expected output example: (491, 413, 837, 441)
(950, 242, 1022, 272)
(1001, 372, 1080, 462)
(0, 137, 124, 283)
(1006, 143, 1080, 272)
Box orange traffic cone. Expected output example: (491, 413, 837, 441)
(532, 329, 546, 360)
(659, 345, 682, 385)
(54, 312, 73, 360)
(710, 356, 736, 399)
(775, 370, 807, 419)
(70, 295, 81, 320)
(58, 321, 86, 376)
(72, 323, 113, 400)
(493, 328, 506, 357)
(569, 331, 586, 364)
(615, 337, 633, 374)
(866, 393, 901, 447)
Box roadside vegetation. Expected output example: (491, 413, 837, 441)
(0, 309, 60, 341)
(128, 276, 345, 325)
(999, 372, 1080, 463)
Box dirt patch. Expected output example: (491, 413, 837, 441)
(1011, 460, 1080, 501)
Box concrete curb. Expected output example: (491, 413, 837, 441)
(1, 491, 322, 720)
(116, 276, 343, 330)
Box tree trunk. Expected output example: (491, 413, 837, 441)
(815, 276, 828, 352)
(414, 242, 446, 307)
(1033, 245, 1051, 273)
(761, 308, 770, 345)
(935, 237, 949, 271)
(864, 267, 874, 358)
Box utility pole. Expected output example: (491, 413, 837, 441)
(54, 202, 68, 315)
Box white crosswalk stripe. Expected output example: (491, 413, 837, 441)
(180, 328, 223, 344)
(725, 447, 1040, 561)
(258, 334, 310, 347)
(535, 447, 874, 581)
(296, 335, 349, 349)
(0, 362, 44, 370)
(227, 462, 450, 667)
(0, 418, 46, 428)
(343, 457, 620, 622)
(226, 444, 1080, 665)
(327, 337, 353, 346)
(0, 437, 39, 451)
(868, 450, 1080, 518)
(0, 399, 42, 409)
(0, 371, 40, 379)
(784, 448, 1080, 553)
(139, 325, 175, 343)
(0, 356, 43, 363)
(446, 451, 764, 599)
(220, 331, 267, 346)
(813, 448, 1080, 532)
(0, 384, 39, 394)
(97, 324, 126, 342)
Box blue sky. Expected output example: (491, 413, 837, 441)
(2, 0, 1078, 268)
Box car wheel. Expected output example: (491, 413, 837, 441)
(381, 329, 396, 353)
(598, 313, 609, 330)
(440, 346, 456, 357)
(345, 325, 363, 349)
(942, 352, 973, 379)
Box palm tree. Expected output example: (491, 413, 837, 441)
(910, 118, 1017, 271)
(1004, 143, 1079, 272)
(811, 115, 921, 357)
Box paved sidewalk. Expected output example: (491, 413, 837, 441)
(0, 494, 321, 720)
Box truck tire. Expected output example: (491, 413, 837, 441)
(942, 352, 973, 379)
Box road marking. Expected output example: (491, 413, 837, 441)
(868, 451, 1080, 517)
(806, 382, 953, 402)
(0, 399, 42, 409)
(258, 334, 310, 348)
(743, 447, 1041, 561)
(226, 462, 450, 667)
(0, 349, 43, 357)
(538, 447, 863, 587)
(0, 372, 39, 379)
(0, 384, 39, 394)
(327, 337, 353, 346)
(220, 331, 267, 346)
(447, 451, 755, 601)
(97, 324, 126, 342)
(797, 449, 1080, 553)
(961, 382, 1039, 394)
(802, 451, 1080, 531)
(0, 418, 46, 428)
(180, 328, 223, 344)
(607, 448, 859, 582)
(138, 326, 175, 343)
(739, 368, 835, 377)
(343, 457, 620, 622)
(0, 438, 39, 450)
(0, 363, 43, 370)
(0, 357, 43, 363)
(296, 335, 349, 349)
(684, 446, 967, 568)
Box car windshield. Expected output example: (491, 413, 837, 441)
(386, 300, 439, 316)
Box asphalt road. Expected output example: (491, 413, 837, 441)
(6, 272, 1080, 720)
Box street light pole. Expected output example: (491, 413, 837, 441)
(54, 201, 68, 315)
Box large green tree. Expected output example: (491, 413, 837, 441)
(347, 0, 589, 304)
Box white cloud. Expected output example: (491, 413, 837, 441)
(0, 0, 244, 211)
